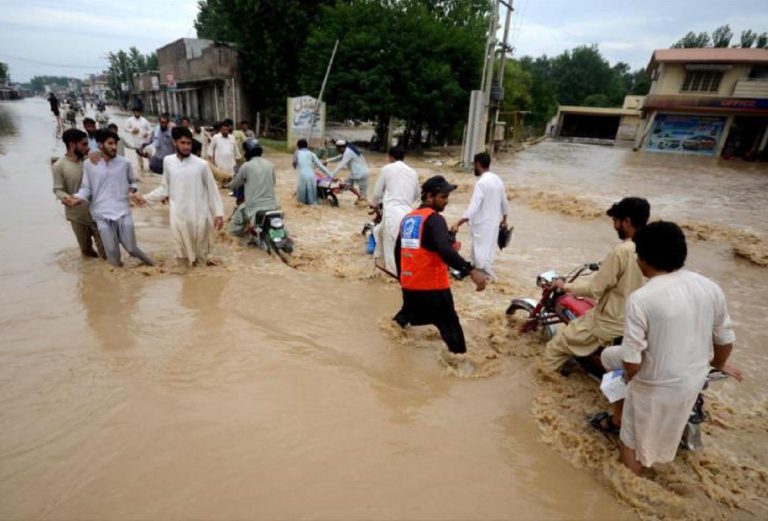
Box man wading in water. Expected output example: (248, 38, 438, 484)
(394, 175, 487, 355)
(64, 129, 154, 268)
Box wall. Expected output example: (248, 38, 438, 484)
(651, 63, 753, 97)
(157, 39, 238, 85)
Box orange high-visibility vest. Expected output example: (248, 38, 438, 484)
(399, 207, 450, 291)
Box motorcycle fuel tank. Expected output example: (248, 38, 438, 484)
(555, 294, 596, 318)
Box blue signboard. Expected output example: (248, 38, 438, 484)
(646, 114, 726, 156)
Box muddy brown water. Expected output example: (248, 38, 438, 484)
(0, 98, 766, 520)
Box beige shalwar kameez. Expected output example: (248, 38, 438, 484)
(543, 239, 645, 371)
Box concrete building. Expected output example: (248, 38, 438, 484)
(83, 74, 111, 102)
(552, 95, 645, 145)
(156, 38, 250, 123)
(132, 71, 162, 114)
(637, 48, 768, 160)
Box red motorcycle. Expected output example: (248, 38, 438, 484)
(506, 262, 727, 451)
(506, 262, 600, 341)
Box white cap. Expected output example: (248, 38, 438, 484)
(335, 140, 346, 146)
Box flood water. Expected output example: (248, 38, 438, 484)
(0, 98, 766, 520)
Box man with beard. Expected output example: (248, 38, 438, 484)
(450, 152, 510, 277)
(82, 117, 98, 151)
(393, 176, 488, 355)
(146, 113, 175, 174)
(64, 129, 154, 268)
(142, 127, 224, 266)
(125, 106, 152, 172)
(543, 197, 650, 373)
(51, 128, 105, 259)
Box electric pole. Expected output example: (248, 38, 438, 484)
(486, 0, 514, 156)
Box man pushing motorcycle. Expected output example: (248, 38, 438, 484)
(543, 197, 650, 373)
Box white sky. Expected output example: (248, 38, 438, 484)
(1, 0, 767, 83)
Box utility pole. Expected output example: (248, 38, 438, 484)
(486, 0, 513, 156)
(462, 0, 499, 168)
(307, 39, 339, 145)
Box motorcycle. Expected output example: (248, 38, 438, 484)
(507, 262, 600, 343)
(248, 210, 294, 264)
(507, 262, 727, 451)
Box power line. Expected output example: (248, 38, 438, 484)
(0, 53, 105, 70)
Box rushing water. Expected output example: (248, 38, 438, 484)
(0, 98, 766, 520)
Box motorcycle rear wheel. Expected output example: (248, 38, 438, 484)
(507, 301, 557, 341)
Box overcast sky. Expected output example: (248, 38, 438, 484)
(1, 0, 767, 83)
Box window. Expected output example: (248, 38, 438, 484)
(681, 71, 723, 93)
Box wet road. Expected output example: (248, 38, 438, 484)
(1, 97, 766, 520)
(0, 99, 634, 520)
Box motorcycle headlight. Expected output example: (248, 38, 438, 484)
(269, 218, 284, 228)
(536, 270, 558, 288)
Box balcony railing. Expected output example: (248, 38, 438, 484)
(732, 78, 768, 98)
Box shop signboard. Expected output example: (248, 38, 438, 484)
(287, 95, 325, 149)
(646, 114, 726, 156)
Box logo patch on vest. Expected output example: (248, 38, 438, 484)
(400, 215, 423, 249)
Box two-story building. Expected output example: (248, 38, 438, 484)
(156, 38, 250, 123)
(637, 48, 768, 160)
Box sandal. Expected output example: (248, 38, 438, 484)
(589, 411, 620, 436)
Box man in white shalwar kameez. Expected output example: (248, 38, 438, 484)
(596, 221, 741, 474)
(370, 146, 420, 275)
(451, 152, 509, 277)
(143, 127, 224, 265)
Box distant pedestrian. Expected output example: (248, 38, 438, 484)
(146, 113, 175, 174)
(82, 118, 98, 152)
(48, 93, 61, 127)
(192, 120, 210, 159)
(451, 152, 510, 277)
(208, 118, 240, 183)
(328, 139, 369, 202)
(293, 138, 331, 205)
(125, 107, 152, 173)
(95, 104, 109, 129)
(51, 128, 105, 259)
(107, 123, 125, 156)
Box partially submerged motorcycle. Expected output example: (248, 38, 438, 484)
(248, 210, 294, 264)
(507, 262, 727, 450)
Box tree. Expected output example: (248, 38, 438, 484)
(28, 76, 81, 94)
(0, 62, 8, 85)
(711, 24, 733, 48)
(500, 60, 533, 113)
(298, 0, 489, 147)
(672, 31, 711, 48)
(547, 45, 623, 107)
(757, 32, 768, 49)
(740, 30, 757, 48)
(195, 0, 337, 117)
(105, 47, 157, 108)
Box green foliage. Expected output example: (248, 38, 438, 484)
(711, 25, 733, 48)
(28, 76, 81, 94)
(582, 93, 611, 107)
(740, 30, 757, 49)
(514, 46, 648, 132)
(195, 0, 337, 114)
(672, 24, 765, 48)
(0, 62, 8, 85)
(672, 31, 711, 48)
(105, 47, 158, 106)
(298, 0, 489, 146)
(500, 60, 533, 113)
